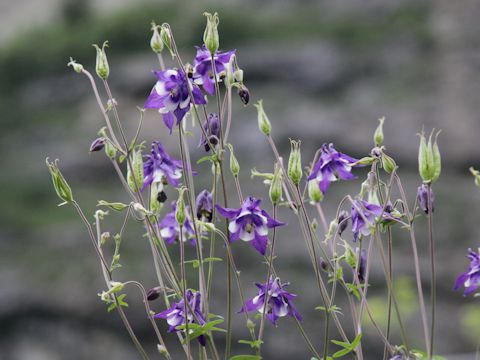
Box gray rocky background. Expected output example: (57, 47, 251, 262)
(1, 0, 480, 359)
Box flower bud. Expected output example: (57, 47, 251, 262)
(237, 84, 250, 105)
(418, 129, 441, 183)
(246, 319, 256, 331)
(203, 12, 220, 55)
(46, 158, 74, 205)
(127, 148, 144, 192)
(288, 140, 302, 186)
(356, 156, 375, 166)
(234, 68, 244, 83)
(337, 210, 349, 235)
(227, 144, 240, 177)
(374, 116, 385, 147)
(147, 286, 162, 301)
(100, 232, 110, 246)
(89, 137, 105, 152)
(470, 167, 480, 187)
(254, 100, 271, 136)
(325, 220, 337, 241)
(93, 41, 110, 80)
(109, 281, 124, 293)
(417, 183, 434, 214)
(344, 245, 357, 269)
(150, 22, 164, 54)
(67, 57, 83, 73)
(308, 179, 323, 204)
(160, 24, 175, 58)
(175, 187, 187, 226)
(381, 153, 397, 174)
(269, 164, 283, 205)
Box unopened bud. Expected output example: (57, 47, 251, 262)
(288, 140, 302, 185)
(254, 100, 271, 136)
(246, 319, 256, 330)
(93, 41, 110, 80)
(150, 22, 164, 53)
(269, 164, 283, 205)
(344, 246, 357, 268)
(67, 57, 83, 73)
(418, 129, 441, 183)
(203, 12, 220, 55)
(355, 156, 375, 166)
(308, 179, 323, 204)
(175, 187, 187, 226)
(100, 232, 110, 246)
(234, 68, 244, 83)
(89, 137, 105, 152)
(337, 210, 349, 235)
(417, 183, 434, 214)
(46, 158, 74, 205)
(237, 84, 250, 105)
(147, 287, 162, 301)
(160, 24, 175, 57)
(227, 144, 240, 177)
(374, 116, 385, 146)
(381, 153, 397, 174)
(127, 148, 144, 192)
(470, 167, 480, 188)
(109, 281, 124, 293)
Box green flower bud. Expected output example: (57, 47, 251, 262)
(160, 24, 175, 58)
(67, 57, 83, 73)
(374, 116, 385, 146)
(269, 164, 283, 205)
(470, 167, 480, 188)
(175, 187, 187, 226)
(246, 319, 256, 330)
(381, 153, 397, 174)
(93, 41, 110, 80)
(418, 129, 441, 183)
(109, 281, 124, 293)
(150, 22, 164, 54)
(203, 12, 220, 55)
(227, 144, 240, 177)
(344, 245, 357, 268)
(308, 179, 323, 204)
(46, 158, 74, 205)
(254, 100, 272, 136)
(127, 148, 144, 192)
(288, 140, 302, 186)
(325, 220, 337, 241)
(355, 156, 375, 166)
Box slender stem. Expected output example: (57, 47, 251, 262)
(293, 315, 322, 359)
(427, 184, 435, 359)
(179, 225, 192, 360)
(383, 228, 393, 360)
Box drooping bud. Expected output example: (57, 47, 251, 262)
(227, 144, 240, 177)
(381, 153, 397, 174)
(269, 164, 283, 205)
(417, 183, 434, 214)
(203, 12, 220, 55)
(46, 158, 74, 205)
(175, 187, 187, 226)
(355, 156, 375, 166)
(93, 41, 110, 80)
(109, 281, 125, 293)
(67, 57, 84, 73)
(89, 137, 105, 152)
(147, 286, 162, 301)
(160, 24, 175, 57)
(356, 248, 367, 283)
(469, 167, 480, 188)
(100, 232, 110, 246)
(374, 116, 385, 147)
(288, 140, 302, 186)
(150, 22, 164, 54)
(254, 100, 271, 136)
(237, 84, 250, 105)
(418, 129, 441, 183)
(195, 190, 213, 222)
(337, 210, 349, 235)
(308, 179, 323, 204)
(201, 113, 220, 152)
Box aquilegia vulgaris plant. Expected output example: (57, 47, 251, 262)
(46, 12, 479, 360)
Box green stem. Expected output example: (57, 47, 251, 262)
(427, 184, 435, 360)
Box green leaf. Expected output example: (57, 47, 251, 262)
(185, 257, 223, 269)
(97, 200, 128, 211)
(331, 333, 362, 358)
(229, 356, 262, 360)
(238, 339, 263, 350)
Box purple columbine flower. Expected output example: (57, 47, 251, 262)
(142, 141, 183, 191)
(155, 289, 206, 345)
(200, 113, 221, 152)
(454, 248, 480, 296)
(144, 69, 206, 132)
(192, 45, 236, 95)
(196, 190, 213, 222)
(308, 143, 359, 195)
(158, 202, 195, 245)
(241, 277, 301, 326)
(216, 197, 284, 255)
(356, 247, 367, 283)
(351, 199, 384, 241)
(417, 183, 434, 214)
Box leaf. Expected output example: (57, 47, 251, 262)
(97, 200, 128, 211)
(185, 257, 223, 269)
(331, 333, 362, 358)
(238, 339, 263, 350)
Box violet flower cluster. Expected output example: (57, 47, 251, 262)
(158, 202, 195, 245)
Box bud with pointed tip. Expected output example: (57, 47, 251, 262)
(227, 144, 240, 177)
(269, 164, 283, 205)
(237, 84, 250, 105)
(374, 116, 385, 147)
(89, 137, 105, 152)
(160, 24, 175, 57)
(381, 153, 397, 174)
(150, 22, 164, 54)
(93, 41, 109, 80)
(337, 210, 349, 236)
(288, 140, 302, 186)
(418, 129, 441, 183)
(46, 158, 74, 205)
(67, 57, 83, 73)
(203, 12, 220, 55)
(147, 286, 162, 301)
(175, 187, 187, 226)
(254, 100, 271, 136)
(308, 179, 323, 204)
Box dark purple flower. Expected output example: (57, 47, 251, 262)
(192, 45, 236, 95)
(147, 287, 162, 301)
(200, 113, 220, 152)
(241, 277, 301, 326)
(417, 183, 434, 214)
(142, 141, 183, 191)
(216, 197, 284, 255)
(196, 190, 213, 222)
(144, 69, 206, 132)
(308, 143, 359, 195)
(237, 84, 250, 105)
(351, 199, 383, 242)
(89, 137, 105, 152)
(454, 248, 480, 296)
(155, 289, 206, 345)
(337, 210, 349, 236)
(356, 248, 367, 283)
(158, 202, 195, 245)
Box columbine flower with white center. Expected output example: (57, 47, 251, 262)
(142, 141, 183, 192)
(199, 112, 220, 152)
(195, 190, 213, 222)
(241, 277, 301, 326)
(192, 45, 236, 95)
(216, 197, 284, 255)
(454, 248, 480, 296)
(350, 199, 388, 241)
(308, 143, 359, 195)
(158, 202, 195, 245)
(154, 289, 206, 345)
(144, 69, 206, 132)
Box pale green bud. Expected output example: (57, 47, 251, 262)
(381, 153, 397, 174)
(325, 220, 337, 242)
(227, 144, 240, 177)
(288, 140, 302, 185)
(234, 68, 244, 83)
(46, 158, 74, 205)
(254, 100, 271, 136)
(269, 164, 283, 205)
(109, 281, 124, 293)
(67, 57, 83, 73)
(175, 187, 187, 226)
(308, 179, 323, 204)
(355, 156, 375, 166)
(250, 168, 274, 181)
(93, 41, 109, 80)
(470, 167, 480, 187)
(127, 148, 144, 192)
(150, 22, 164, 53)
(160, 24, 175, 58)
(418, 129, 441, 183)
(203, 12, 220, 55)
(246, 319, 256, 330)
(374, 116, 385, 146)
(100, 232, 110, 246)
(98, 127, 117, 159)
(344, 245, 357, 268)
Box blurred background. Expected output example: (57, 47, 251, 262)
(1, 0, 480, 359)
